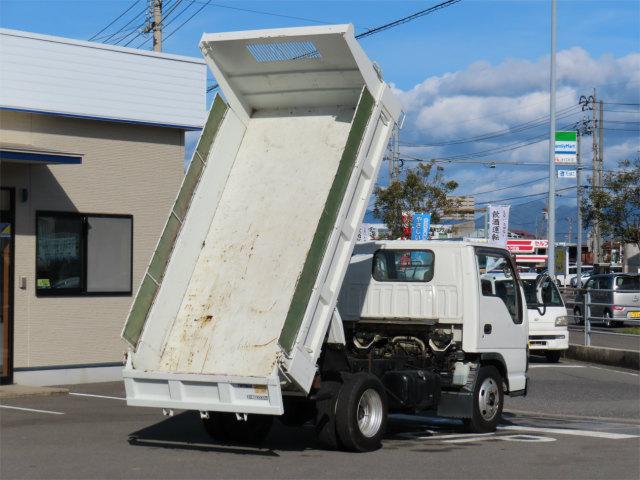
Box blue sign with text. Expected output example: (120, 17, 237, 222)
(411, 213, 431, 240)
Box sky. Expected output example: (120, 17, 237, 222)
(2, 0, 639, 234)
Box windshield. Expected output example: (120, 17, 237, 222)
(521, 279, 564, 308)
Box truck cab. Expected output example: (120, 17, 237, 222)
(482, 272, 568, 362)
(330, 240, 529, 446)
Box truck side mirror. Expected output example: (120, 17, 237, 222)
(534, 273, 550, 315)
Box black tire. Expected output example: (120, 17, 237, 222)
(314, 380, 342, 449)
(334, 373, 388, 452)
(545, 350, 562, 363)
(574, 307, 584, 325)
(202, 412, 273, 444)
(603, 310, 613, 328)
(279, 397, 315, 427)
(463, 366, 504, 433)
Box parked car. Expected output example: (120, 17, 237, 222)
(483, 272, 568, 362)
(573, 274, 640, 327)
(556, 265, 594, 287)
(570, 270, 593, 288)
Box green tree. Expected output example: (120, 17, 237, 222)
(582, 159, 640, 248)
(373, 161, 462, 239)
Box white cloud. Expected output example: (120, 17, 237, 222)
(388, 47, 639, 199)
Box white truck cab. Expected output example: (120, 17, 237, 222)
(482, 272, 568, 362)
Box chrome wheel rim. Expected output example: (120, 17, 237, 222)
(357, 388, 383, 438)
(478, 377, 500, 422)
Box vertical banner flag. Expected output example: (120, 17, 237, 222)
(357, 224, 376, 242)
(554, 131, 577, 164)
(411, 213, 432, 240)
(489, 205, 510, 246)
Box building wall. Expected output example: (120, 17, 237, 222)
(0, 110, 184, 370)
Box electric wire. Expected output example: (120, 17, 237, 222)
(88, 0, 140, 40)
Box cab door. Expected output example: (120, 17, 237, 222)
(475, 248, 528, 392)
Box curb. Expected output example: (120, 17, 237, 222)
(566, 344, 640, 371)
(0, 385, 69, 399)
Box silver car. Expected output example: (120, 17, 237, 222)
(573, 274, 640, 327)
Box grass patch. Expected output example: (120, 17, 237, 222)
(618, 326, 640, 335)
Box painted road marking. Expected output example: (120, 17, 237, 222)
(69, 393, 125, 401)
(443, 434, 557, 444)
(529, 365, 585, 369)
(589, 366, 639, 377)
(0, 405, 64, 415)
(498, 425, 639, 439)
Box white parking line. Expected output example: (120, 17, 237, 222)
(589, 366, 639, 377)
(69, 393, 125, 401)
(0, 405, 64, 415)
(498, 425, 638, 439)
(529, 365, 585, 369)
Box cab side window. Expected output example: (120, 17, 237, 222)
(477, 251, 522, 324)
(372, 249, 434, 282)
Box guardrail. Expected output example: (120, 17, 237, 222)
(559, 286, 640, 347)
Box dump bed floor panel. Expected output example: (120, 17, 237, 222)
(157, 107, 354, 376)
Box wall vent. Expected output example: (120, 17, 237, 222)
(246, 41, 321, 62)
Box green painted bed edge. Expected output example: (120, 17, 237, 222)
(122, 96, 229, 347)
(279, 88, 375, 354)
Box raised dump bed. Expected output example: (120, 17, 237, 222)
(121, 25, 401, 415)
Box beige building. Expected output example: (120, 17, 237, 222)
(0, 29, 206, 385)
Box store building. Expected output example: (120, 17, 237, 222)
(0, 29, 206, 385)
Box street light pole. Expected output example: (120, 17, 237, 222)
(547, 0, 557, 278)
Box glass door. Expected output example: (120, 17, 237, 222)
(1, 188, 14, 384)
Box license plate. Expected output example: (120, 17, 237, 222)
(628, 311, 640, 318)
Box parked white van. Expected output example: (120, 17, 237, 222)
(482, 272, 568, 362)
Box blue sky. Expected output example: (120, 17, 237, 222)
(2, 0, 639, 234)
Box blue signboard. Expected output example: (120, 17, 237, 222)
(411, 213, 431, 240)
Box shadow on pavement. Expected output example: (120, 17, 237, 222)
(128, 409, 473, 454)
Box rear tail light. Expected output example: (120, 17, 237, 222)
(613, 305, 624, 311)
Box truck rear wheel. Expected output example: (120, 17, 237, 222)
(463, 366, 503, 433)
(334, 373, 388, 452)
(314, 380, 342, 449)
(202, 412, 273, 444)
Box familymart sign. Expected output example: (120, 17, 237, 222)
(554, 131, 577, 164)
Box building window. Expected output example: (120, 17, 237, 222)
(36, 212, 132, 296)
(372, 249, 434, 282)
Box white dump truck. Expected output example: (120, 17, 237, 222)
(121, 25, 529, 452)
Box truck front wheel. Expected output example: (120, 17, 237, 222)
(202, 412, 273, 444)
(335, 373, 388, 452)
(463, 366, 504, 433)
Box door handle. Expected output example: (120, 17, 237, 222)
(484, 324, 492, 334)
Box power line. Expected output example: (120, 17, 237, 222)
(193, 0, 330, 25)
(107, 2, 156, 46)
(465, 176, 548, 196)
(401, 105, 580, 147)
(103, 6, 147, 45)
(164, 0, 211, 42)
(355, 0, 462, 39)
(476, 186, 577, 206)
(89, 0, 140, 41)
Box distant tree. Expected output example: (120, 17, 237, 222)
(373, 161, 462, 239)
(582, 159, 640, 248)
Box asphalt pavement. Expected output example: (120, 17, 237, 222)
(1, 359, 639, 479)
(568, 326, 640, 351)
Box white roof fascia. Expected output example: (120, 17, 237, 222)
(0, 28, 205, 65)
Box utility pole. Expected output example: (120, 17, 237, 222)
(576, 132, 583, 286)
(598, 99, 604, 206)
(143, 0, 163, 52)
(591, 88, 600, 264)
(547, 0, 557, 278)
